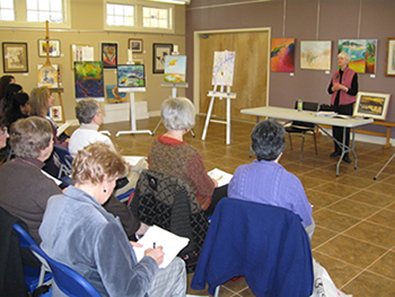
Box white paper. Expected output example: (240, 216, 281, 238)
(122, 156, 147, 166)
(82, 47, 94, 61)
(41, 170, 62, 186)
(133, 225, 189, 269)
(56, 121, 71, 137)
(208, 168, 233, 188)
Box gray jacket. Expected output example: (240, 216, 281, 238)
(39, 186, 159, 297)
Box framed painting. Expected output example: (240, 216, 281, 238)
(74, 61, 104, 101)
(270, 38, 295, 72)
(129, 39, 143, 53)
(117, 64, 146, 92)
(212, 51, 236, 86)
(164, 55, 187, 83)
(70, 44, 93, 69)
(353, 91, 391, 120)
(2, 42, 28, 73)
(300, 41, 331, 70)
(38, 39, 61, 57)
(338, 39, 377, 74)
(385, 38, 395, 77)
(49, 106, 63, 122)
(101, 42, 118, 68)
(153, 43, 173, 74)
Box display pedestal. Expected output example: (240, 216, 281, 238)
(116, 92, 152, 137)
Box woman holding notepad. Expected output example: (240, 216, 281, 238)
(148, 97, 227, 217)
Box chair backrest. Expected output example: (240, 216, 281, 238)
(12, 223, 37, 249)
(191, 198, 313, 297)
(53, 144, 73, 178)
(30, 244, 101, 297)
(292, 100, 319, 128)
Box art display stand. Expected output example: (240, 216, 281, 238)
(115, 91, 152, 137)
(373, 152, 395, 180)
(201, 85, 237, 145)
(152, 82, 193, 136)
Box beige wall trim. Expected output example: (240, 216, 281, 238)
(193, 27, 271, 114)
(187, 0, 275, 11)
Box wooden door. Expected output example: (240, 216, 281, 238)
(199, 30, 269, 121)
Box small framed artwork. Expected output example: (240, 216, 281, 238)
(385, 38, 395, 77)
(101, 42, 118, 68)
(353, 91, 391, 120)
(38, 39, 61, 57)
(129, 39, 143, 53)
(153, 43, 173, 74)
(70, 44, 93, 69)
(49, 106, 63, 122)
(117, 64, 146, 92)
(2, 42, 29, 73)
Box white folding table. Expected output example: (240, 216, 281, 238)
(241, 106, 373, 176)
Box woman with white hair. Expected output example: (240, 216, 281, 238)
(327, 51, 358, 163)
(148, 97, 225, 217)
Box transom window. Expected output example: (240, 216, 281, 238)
(142, 6, 169, 29)
(106, 3, 134, 26)
(0, 0, 15, 21)
(26, 0, 64, 23)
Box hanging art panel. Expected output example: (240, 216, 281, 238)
(74, 61, 104, 101)
(300, 41, 331, 71)
(270, 38, 295, 72)
(338, 39, 377, 74)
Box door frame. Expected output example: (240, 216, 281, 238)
(193, 27, 271, 114)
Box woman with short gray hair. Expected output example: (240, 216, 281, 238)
(228, 119, 315, 239)
(327, 51, 358, 163)
(149, 97, 225, 217)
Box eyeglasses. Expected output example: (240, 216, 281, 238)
(0, 127, 8, 136)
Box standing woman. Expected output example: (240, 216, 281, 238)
(327, 52, 358, 163)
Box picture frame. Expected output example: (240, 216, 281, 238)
(101, 42, 118, 69)
(129, 39, 143, 53)
(49, 106, 63, 122)
(385, 38, 395, 77)
(153, 43, 173, 74)
(2, 42, 29, 73)
(38, 39, 61, 57)
(70, 44, 93, 69)
(117, 64, 146, 92)
(353, 91, 391, 120)
(300, 40, 331, 71)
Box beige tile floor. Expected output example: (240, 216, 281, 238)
(101, 115, 395, 297)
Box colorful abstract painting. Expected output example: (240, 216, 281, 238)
(338, 39, 377, 73)
(212, 51, 236, 86)
(164, 55, 187, 83)
(271, 38, 295, 72)
(74, 61, 104, 101)
(106, 84, 127, 103)
(101, 42, 118, 68)
(300, 41, 331, 70)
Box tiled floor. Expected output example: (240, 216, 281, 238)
(101, 115, 395, 297)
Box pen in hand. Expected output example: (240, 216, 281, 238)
(153, 242, 156, 249)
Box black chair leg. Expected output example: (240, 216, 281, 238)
(300, 134, 305, 161)
(313, 132, 318, 155)
(288, 134, 293, 150)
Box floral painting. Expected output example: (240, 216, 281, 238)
(270, 38, 295, 72)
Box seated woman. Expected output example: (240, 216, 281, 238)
(5, 92, 30, 127)
(39, 143, 186, 297)
(0, 112, 9, 149)
(0, 116, 62, 243)
(228, 119, 315, 239)
(30, 86, 68, 176)
(0, 75, 15, 112)
(2, 83, 22, 113)
(148, 97, 226, 217)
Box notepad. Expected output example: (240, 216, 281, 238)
(133, 225, 189, 269)
(208, 168, 233, 188)
(122, 156, 147, 166)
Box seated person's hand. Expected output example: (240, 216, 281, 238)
(211, 177, 219, 188)
(145, 246, 164, 266)
(129, 241, 143, 248)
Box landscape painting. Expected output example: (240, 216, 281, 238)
(338, 39, 377, 73)
(300, 41, 331, 70)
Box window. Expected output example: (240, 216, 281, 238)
(142, 6, 169, 29)
(0, 0, 15, 21)
(106, 3, 134, 26)
(0, 0, 70, 28)
(105, 1, 174, 33)
(27, 0, 63, 23)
